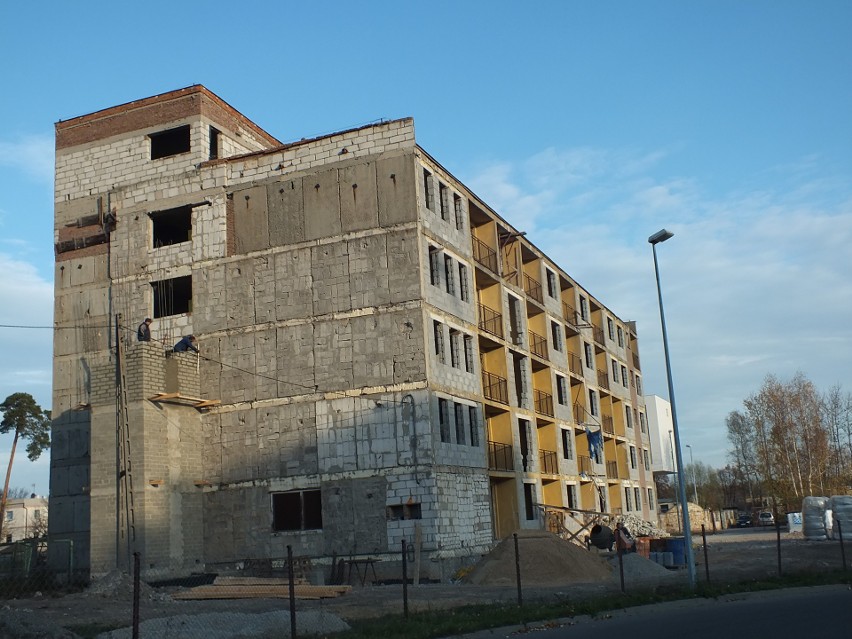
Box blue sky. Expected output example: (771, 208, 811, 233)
(1, 1, 850, 495)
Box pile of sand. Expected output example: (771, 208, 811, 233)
(463, 530, 613, 586)
(84, 571, 157, 601)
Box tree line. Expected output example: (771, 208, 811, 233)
(724, 372, 851, 513)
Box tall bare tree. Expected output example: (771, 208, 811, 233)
(0, 393, 51, 538)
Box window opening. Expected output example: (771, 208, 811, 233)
(444, 255, 455, 295)
(468, 405, 480, 446)
(449, 330, 461, 368)
(463, 335, 475, 373)
(438, 398, 450, 442)
(519, 419, 531, 471)
(454, 402, 466, 445)
(617, 326, 624, 347)
(458, 263, 469, 301)
(272, 490, 322, 531)
(209, 126, 221, 160)
(629, 445, 637, 468)
(566, 484, 577, 509)
(151, 205, 192, 247)
(523, 483, 535, 520)
(423, 169, 434, 211)
(429, 246, 441, 286)
(546, 270, 557, 298)
(453, 193, 464, 230)
(433, 321, 445, 362)
(551, 320, 562, 352)
(634, 487, 641, 510)
(439, 182, 449, 220)
(556, 375, 567, 405)
(584, 343, 593, 368)
(150, 125, 191, 160)
(561, 428, 573, 459)
(151, 275, 192, 318)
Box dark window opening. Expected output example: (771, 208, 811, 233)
(151, 205, 192, 247)
(151, 275, 192, 318)
(523, 483, 535, 520)
(272, 489, 323, 531)
(386, 503, 422, 520)
(209, 126, 221, 160)
(439, 398, 450, 442)
(150, 125, 191, 160)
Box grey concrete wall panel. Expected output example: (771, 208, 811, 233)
(274, 248, 312, 321)
(267, 179, 305, 246)
(304, 169, 341, 241)
(225, 259, 256, 328)
(392, 312, 426, 385)
(201, 412, 223, 484)
(322, 476, 388, 555)
(311, 242, 352, 315)
(192, 264, 227, 333)
(377, 154, 417, 226)
(348, 235, 390, 309)
(340, 161, 379, 233)
(254, 329, 278, 401)
(198, 337, 222, 402)
(53, 288, 110, 356)
(275, 323, 315, 398)
(219, 333, 257, 404)
(255, 402, 318, 478)
(253, 255, 276, 325)
(232, 185, 270, 254)
(219, 408, 258, 484)
(386, 229, 421, 304)
(313, 318, 353, 392)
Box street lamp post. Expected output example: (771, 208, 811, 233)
(649, 228, 696, 589)
(686, 443, 699, 506)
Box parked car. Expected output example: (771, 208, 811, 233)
(736, 514, 752, 528)
(758, 511, 775, 527)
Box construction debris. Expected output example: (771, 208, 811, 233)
(616, 513, 669, 538)
(172, 577, 350, 601)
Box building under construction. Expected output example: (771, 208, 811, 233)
(48, 86, 655, 581)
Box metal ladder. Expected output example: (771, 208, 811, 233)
(115, 315, 137, 568)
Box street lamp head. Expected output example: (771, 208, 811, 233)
(648, 229, 674, 245)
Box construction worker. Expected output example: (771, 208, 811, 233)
(137, 318, 153, 342)
(173, 335, 199, 353)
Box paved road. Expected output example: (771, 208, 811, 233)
(461, 585, 852, 639)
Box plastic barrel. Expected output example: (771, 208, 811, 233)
(667, 537, 686, 566)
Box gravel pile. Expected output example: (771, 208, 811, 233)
(463, 530, 613, 586)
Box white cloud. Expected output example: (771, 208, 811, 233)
(0, 135, 54, 183)
(460, 146, 852, 467)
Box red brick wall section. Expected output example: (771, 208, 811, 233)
(55, 85, 280, 150)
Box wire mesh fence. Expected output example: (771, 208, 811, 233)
(1, 528, 849, 638)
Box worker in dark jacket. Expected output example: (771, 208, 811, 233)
(173, 335, 199, 353)
(137, 318, 152, 342)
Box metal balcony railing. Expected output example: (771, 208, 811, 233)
(593, 326, 605, 347)
(529, 330, 547, 359)
(539, 449, 558, 475)
(478, 304, 504, 339)
(568, 352, 582, 376)
(606, 460, 619, 479)
(563, 302, 578, 328)
(534, 389, 554, 417)
(482, 370, 509, 405)
(602, 415, 614, 435)
(598, 370, 610, 391)
(471, 235, 498, 273)
(578, 455, 592, 474)
(488, 441, 514, 471)
(523, 273, 543, 304)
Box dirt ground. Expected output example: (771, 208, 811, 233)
(2, 527, 848, 637)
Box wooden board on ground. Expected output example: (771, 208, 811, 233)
(212, 576, 308, 586)
(172, 584, 351, 601)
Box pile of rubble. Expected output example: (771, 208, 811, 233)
(616, 514, 669, 538)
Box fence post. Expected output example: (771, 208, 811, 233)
(701, 525, 710, 583)
(838, 520, 847, 572)
(287, 545, 297, 639)
(513, 533, 522, 608)
(132, 552, 140, 639)
(402, 539, 409, 618)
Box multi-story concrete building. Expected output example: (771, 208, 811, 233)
(49, 86, 654, 581)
